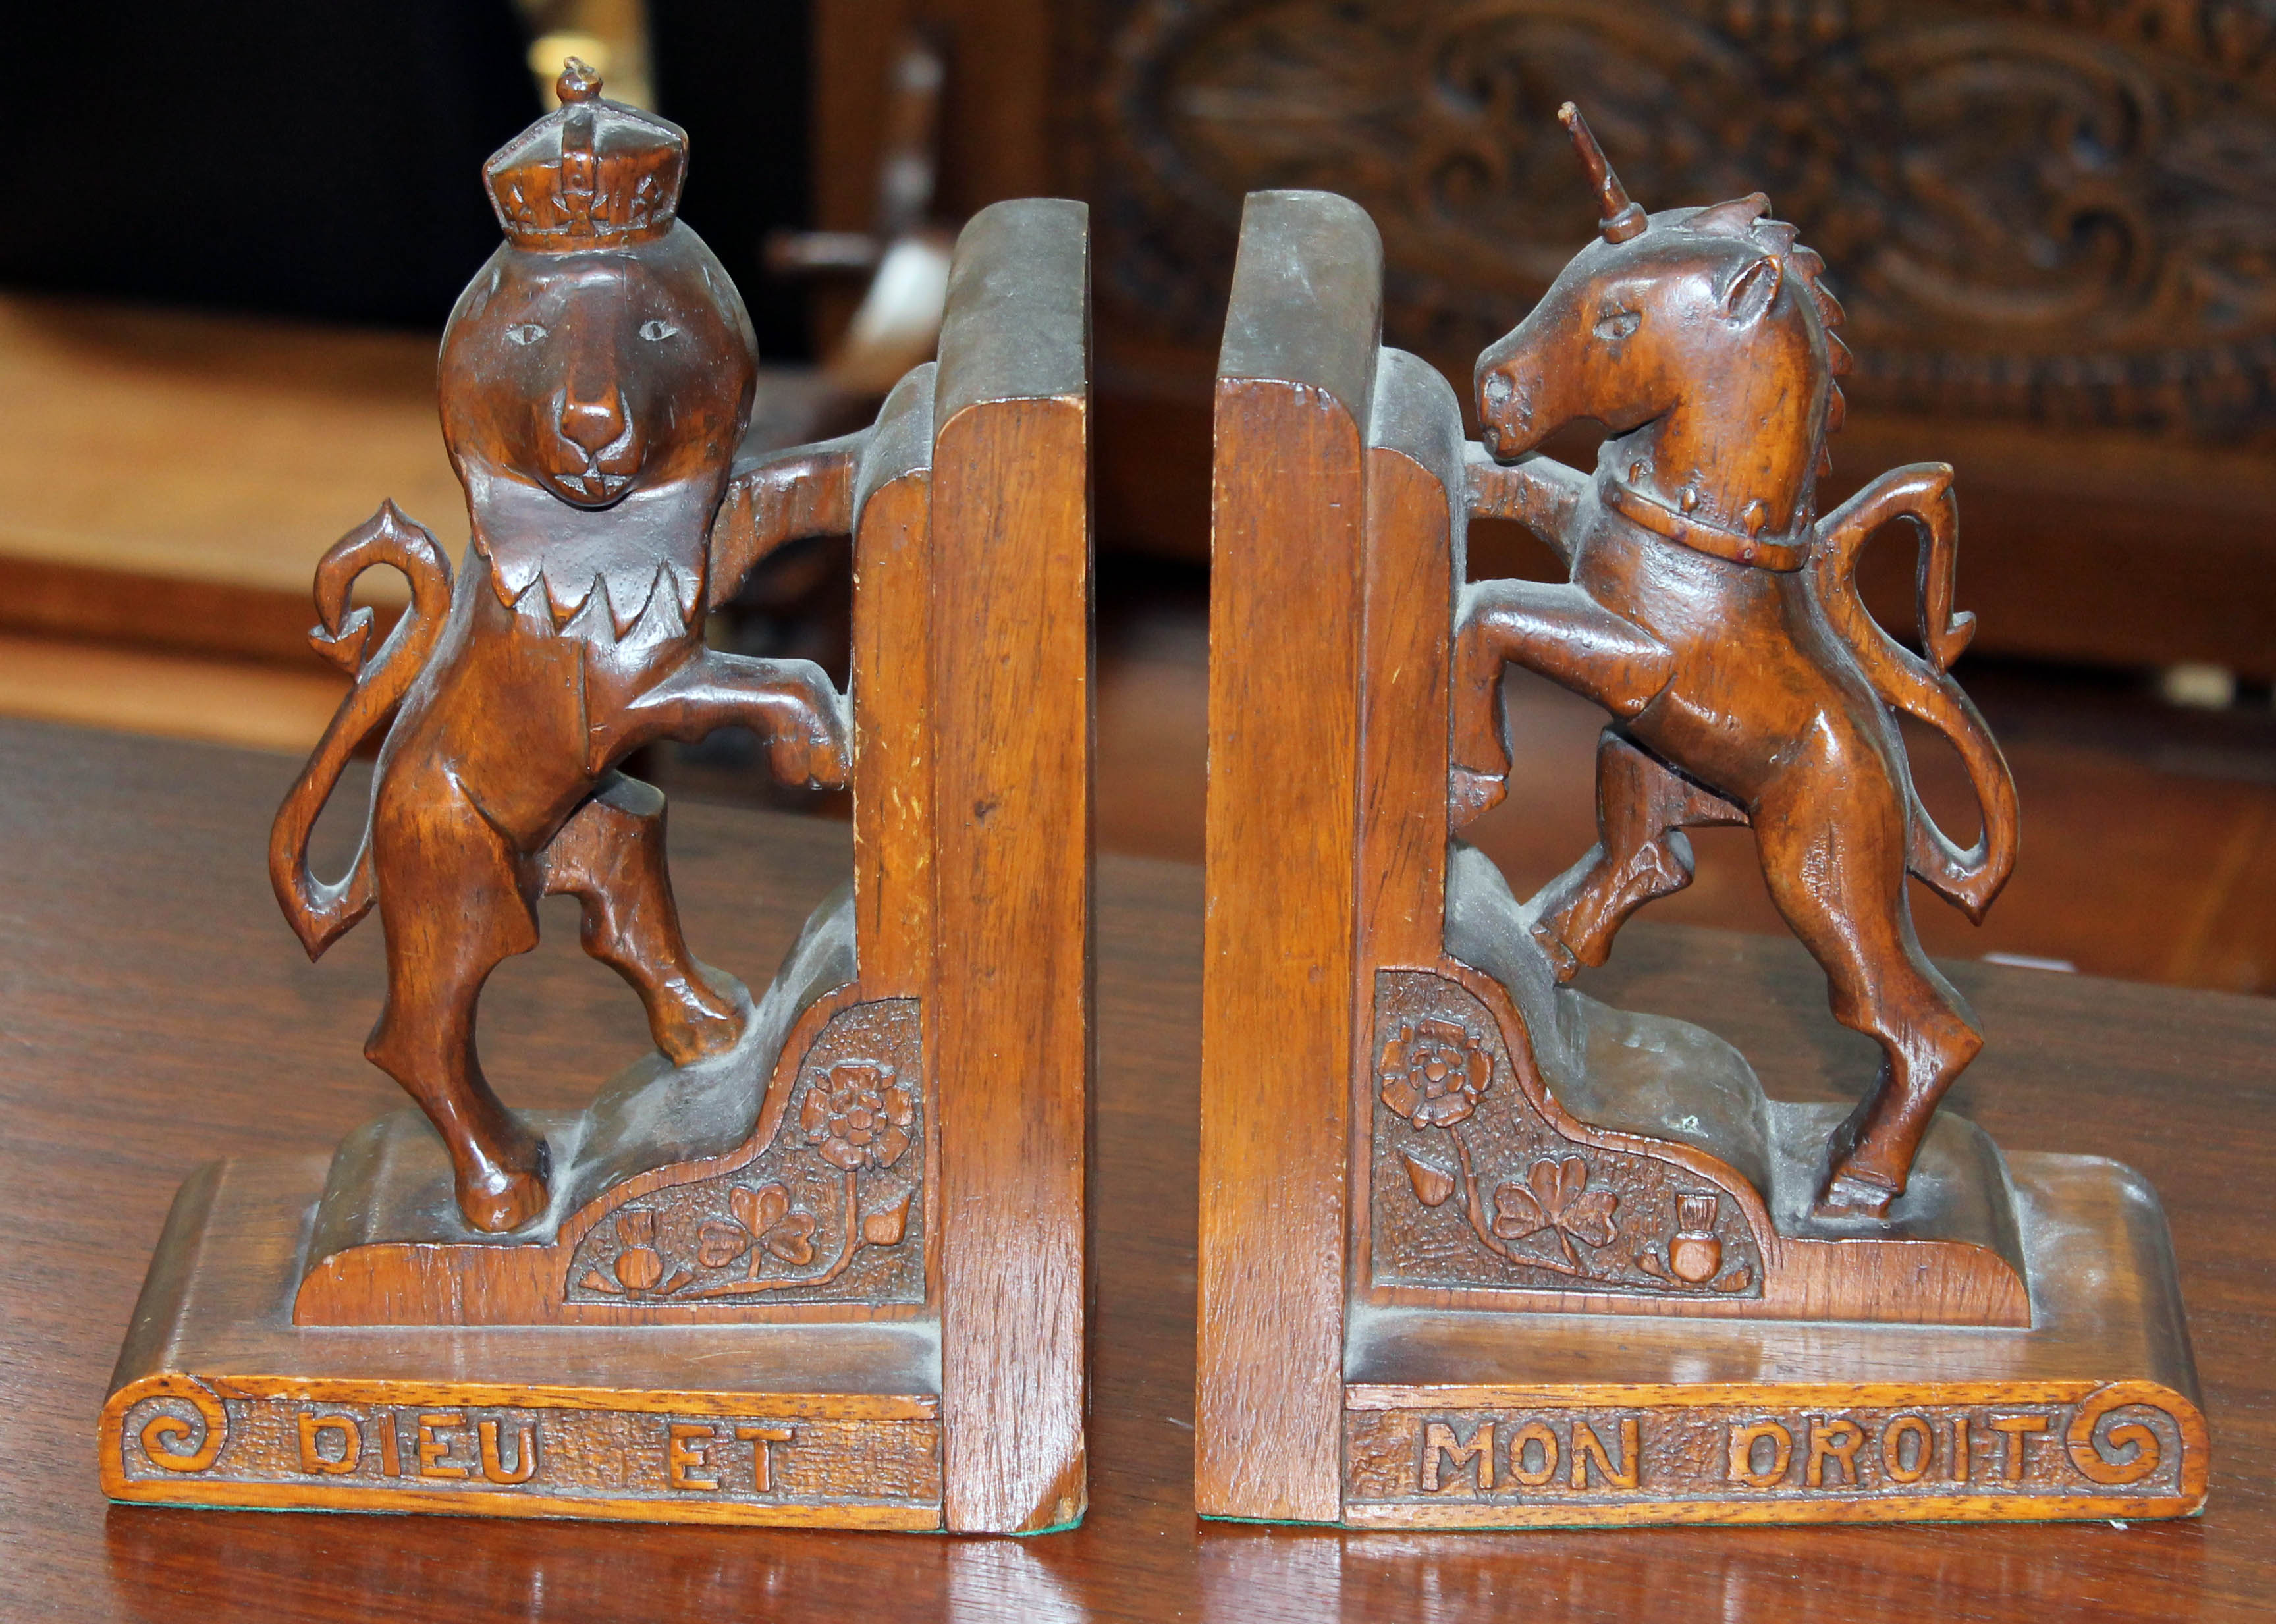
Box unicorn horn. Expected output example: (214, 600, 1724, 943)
(1559, 102, 1646, 244)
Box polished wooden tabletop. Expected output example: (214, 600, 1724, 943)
(1, 717, 2268, 1621)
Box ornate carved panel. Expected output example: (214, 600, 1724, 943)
(1079, 0, 2276, 434)
(567, 998, 926, 1307)
(1368, 971, 1763, 1298)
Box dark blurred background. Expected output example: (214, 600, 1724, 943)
(10, 1, 813, 352)
(5, 0, 2275, 992)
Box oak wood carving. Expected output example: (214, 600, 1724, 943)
(1196, 123, 2205, 1529)
(269, 63, 847, 1235)
(18, 720, 2269, 1618)
(106, 67, 1095, 1535)
(1455, 107, 2020, 1219)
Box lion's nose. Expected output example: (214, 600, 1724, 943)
(559, 389, 628, 457)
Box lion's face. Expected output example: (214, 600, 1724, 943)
(438, 225, 756, 510)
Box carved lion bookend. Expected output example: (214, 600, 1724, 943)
(104, 70, 1094, 1535)
(1195, 122, 2205, 1530)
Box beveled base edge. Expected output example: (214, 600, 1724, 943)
(1335, 1378, 2208, 1529)
(99, 1156, 946, 1530)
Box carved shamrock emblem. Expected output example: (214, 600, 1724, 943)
(1378, 1017, 1492, 1128)
(801, 1060, 915, 1170)
(698, 1183, 818, 1273)
(1493, 1157, 1620, 1267)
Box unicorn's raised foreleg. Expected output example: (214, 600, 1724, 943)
(1750, 752, 1984, 1217)
(1450, 580, 1673, 823)
(1528, 730, 1747, 981)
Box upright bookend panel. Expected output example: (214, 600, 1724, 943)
(103, 68, 1091, 1536)
(1197, 161, 2206, 1529)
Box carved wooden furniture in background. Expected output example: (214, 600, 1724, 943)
(1197, 184, 2205, 1528)
(819, 0, 2276, 676)
(101, 74, 1095, 1534)
(12, 719, 2272, 1617)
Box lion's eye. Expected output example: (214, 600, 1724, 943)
(506, 323, 548, 347)
(1594, 309, 1640, 342)
(640, 319, 680, 341)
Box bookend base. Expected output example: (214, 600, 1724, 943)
(1329, 1151, 2206, 1527)
(103, 1156, 945, 1528)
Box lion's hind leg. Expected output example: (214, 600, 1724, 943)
(1529, 730, 1746, 981)
(539, 771, 743, 1066)
(367, 767, 551, 1233)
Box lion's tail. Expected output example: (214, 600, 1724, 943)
(269, 501, 453, 959)
(1811, 463, 2019, 923)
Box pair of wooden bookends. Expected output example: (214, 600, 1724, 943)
(103, 81, 2206, 1532)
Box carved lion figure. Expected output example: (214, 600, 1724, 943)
(271, 65, 846, 1232)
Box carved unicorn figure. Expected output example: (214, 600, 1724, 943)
(1455, 105, 2019, 1218)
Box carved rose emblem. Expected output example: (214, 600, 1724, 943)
(1494, 1157, 1620, 1266)
(800, 1060, 915, 1170)
(698, 1183, 817, 1272)
(1378, 1018, 1492, 1128)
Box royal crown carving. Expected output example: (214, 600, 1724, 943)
(484, 60, 688, 251)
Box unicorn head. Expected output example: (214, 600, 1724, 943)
(1475, 105, 1851, 541)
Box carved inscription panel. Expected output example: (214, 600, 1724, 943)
(107, 1376, 942, 1525)
(1343, 1382, 2206, 1524)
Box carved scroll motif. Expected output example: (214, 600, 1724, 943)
(1369, 971, 1762, 1297)
(126, 1376, 230, 1475)
(566, 999, 926, 1307)
(1086, 0, 2276, 433)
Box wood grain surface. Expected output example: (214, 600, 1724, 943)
(928, 196, 1095, 1534)
(1195, 190, 1380, 1523)
(3, 717, 2270, 1620)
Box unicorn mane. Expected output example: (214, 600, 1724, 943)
(1685, 195, 1851, 480)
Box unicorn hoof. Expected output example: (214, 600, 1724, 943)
(1813, 1167, 1899, 1222)
(460, 1166, 550, 1233)
(1528, 920, 1582, 985)
(457, 1133, 553, 1233)
(652, 971, 745, 1066)
(1448, 767, 1507, 825)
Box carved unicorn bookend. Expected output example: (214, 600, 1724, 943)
(1195, 111, 2206, 1530)
(1455, 105, 2019, 1220)
(104, 70, 1094, 1534)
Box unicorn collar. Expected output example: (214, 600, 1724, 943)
(1598, 466, 1811, 573)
